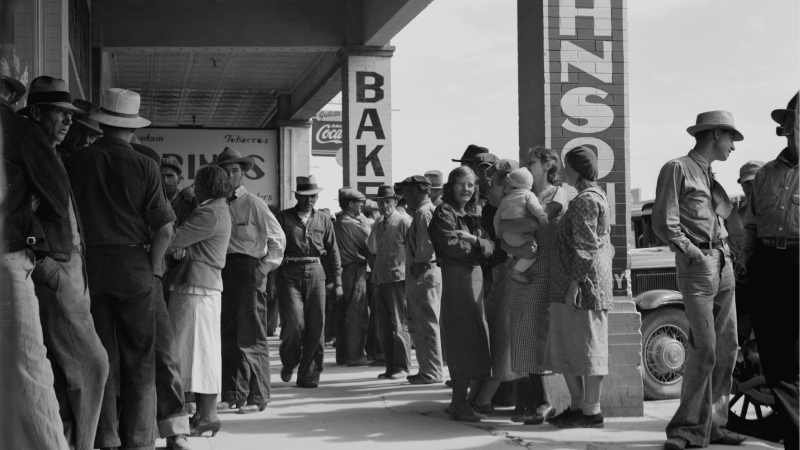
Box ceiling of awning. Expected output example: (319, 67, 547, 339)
(105, 50, 327, 128)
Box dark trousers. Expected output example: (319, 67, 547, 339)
(266, 271, 279, 336)
(365, 280, 381, 360)
(221, 257, 271, 405)
(278, 263, 326, 385)
(33, 254, 109, 450)
(376, 281, 411, 374)
(748, 245, 799, 450)
(87, 246, 156, 450)
(335, 263, 369, 364)
(153, 277, 189, 438)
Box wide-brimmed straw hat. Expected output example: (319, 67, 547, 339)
(771, 92, 798, 125)
(375, 185, 401, 200)
(71, 99, 103, 134)
(686, 110, 743, 142)
(0, 66, 26, 104)
(213, 147, 255, 172)
(295, 175, 323, 195)
(91, 88, 151, 129)
(23, 77, 81, 114)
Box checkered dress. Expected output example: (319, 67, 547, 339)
(509, 186, 567, 375)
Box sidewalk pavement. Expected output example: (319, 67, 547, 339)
(157, 336, 783, 450)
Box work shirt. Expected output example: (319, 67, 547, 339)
(227, 185, 286, 273)
(742, 147, 799, 261)
(368, 210, 412, 284)
(69, 137, 175, 246)
(333, 211, 370, 266)
(170, 191, 200, 227)
(276, 207, 342, 287)
(726, 199, 749, 260)
(405, 199, 437, 267)
(652, 151, 729, 255)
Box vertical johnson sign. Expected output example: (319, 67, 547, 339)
(544, 0, 630, 296)
(343, 48, 393, 197)
(136, 128, 279, 206)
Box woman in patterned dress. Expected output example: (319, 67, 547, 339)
(545, 146, 614, 429)
(502, 147, 567, 425)
(430, 166, 495, 422)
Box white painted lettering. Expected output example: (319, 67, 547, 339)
(559, 0, 612, 37)
(561, 41, 612, 83)
(561, 87, 614, 133)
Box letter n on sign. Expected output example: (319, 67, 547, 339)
(342, 47, 394, 199)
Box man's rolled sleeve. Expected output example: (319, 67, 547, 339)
(653, 162, 695, 257)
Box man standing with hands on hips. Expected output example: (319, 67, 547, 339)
(653, 111, 746, 450)
(215, 147, 285, 414)
(276, 176, 342, 388)
(741, 92, 799, 450)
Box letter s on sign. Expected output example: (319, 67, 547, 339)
(561, 87, 614, 134)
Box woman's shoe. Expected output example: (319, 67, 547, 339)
(546, 408, 577, 426)
(511, 407, 533, 423)
(189, 419, 221, 437)
(449, 404, 486, 422)
(523, 405, 555, 425)
(470, 401, 495, 416)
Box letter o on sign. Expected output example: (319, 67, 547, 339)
(561, 137, 614, 180)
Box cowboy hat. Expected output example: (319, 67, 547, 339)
(0, 67, 25, 104)
(452, 144, 489, 163)
(22, 77, 81, 114)
(686, 110, 743, 142)
(738, 160, 764, 184)
(91, 88, 151, 129)
(424, 170, 444, 188)
(295, 175, 323, 195)
(337, 187, 365, 201)
(375, 185, 401, 200)
(771, 92, 798, 125)
(213, 147, 255, 172)
(71, 99, 103, 134)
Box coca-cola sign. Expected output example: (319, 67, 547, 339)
(312, 110, 343, 155)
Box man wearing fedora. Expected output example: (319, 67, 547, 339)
(69, 88, 176, 450)
(399, 176, 444, 384)
(741, 92, 799, 449)
(23, 76, 111, 450)
(276, 175, 342, 388)
(452, 144, 489, 167)
(425, 170, 445, 207)
(58, 99, 103, 166)
(368, 185, 413, 380)
(2, 72, 72, 450)
(333, 188, 371, 366)
(214, 147, 285, 413)
(653, 111, 746, 449)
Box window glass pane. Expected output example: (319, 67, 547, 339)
(1, 0, 39, 104)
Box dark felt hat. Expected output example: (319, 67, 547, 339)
(565, 146, 599, 181)
(452, 144, 489, 163)
(160, 156, 182, 175)
(771, 92, 798, 125)
(213, 147, 255, 172)
(0, 69, 25, 104)
(375, 185, 401, 200)
(71, 99, 103, 134)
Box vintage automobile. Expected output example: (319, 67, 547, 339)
(631, 200, 781, 442)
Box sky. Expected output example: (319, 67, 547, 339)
(310, 0, 799, 212)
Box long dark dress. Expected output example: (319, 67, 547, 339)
(430, 202, 495, 380)
(509, 185, 568, 375)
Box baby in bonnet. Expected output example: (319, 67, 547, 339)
(493, 167, 549, 283)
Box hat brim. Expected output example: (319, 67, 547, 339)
(771, 109, 792, 124)
(686, 124, 744, 142)
(214, 157, 255, 173)
(451, 158, 471, 163)
(91, 110, 151, 129)
(1, 76, 26, 103)
(296, 188, 323, 195)
(160, 162, 182, 175)
(375, 195, 402, 200)
(74, 117, 103, 134)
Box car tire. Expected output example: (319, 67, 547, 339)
(641, 308, 689, 400)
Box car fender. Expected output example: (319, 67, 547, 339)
(634, 289, 683, 311)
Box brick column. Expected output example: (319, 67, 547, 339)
(518, 0, 642, 417)
(341, 46, 394, 197)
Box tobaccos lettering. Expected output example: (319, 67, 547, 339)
(224, 135, 270, 144)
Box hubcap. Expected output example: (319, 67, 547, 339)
(645, 323, 688, 384)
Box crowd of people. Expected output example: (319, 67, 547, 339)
(0, 67, 797, 450)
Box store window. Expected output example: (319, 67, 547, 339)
(1, 0, 42, 106)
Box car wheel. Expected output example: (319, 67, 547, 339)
(641, 308, 689, 400)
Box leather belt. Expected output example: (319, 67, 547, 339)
(283, 256, 320, 265)
(695, 239, 725, 250)
(762, 236, 800, 249)
(226, 253, 258, 261)
(4, 237, 37, 253)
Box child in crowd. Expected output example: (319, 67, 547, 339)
(494, 168, 548, 283)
